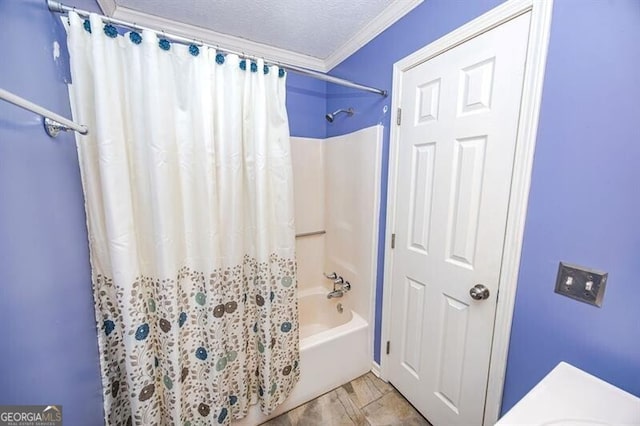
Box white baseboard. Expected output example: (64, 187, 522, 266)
(371, 361, 381, 378)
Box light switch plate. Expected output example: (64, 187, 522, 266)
(554, 262, 607, 307)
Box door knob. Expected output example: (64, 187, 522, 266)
(469, 284, 490, 300)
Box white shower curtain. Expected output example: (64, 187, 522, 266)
(67, 12, 299, 425)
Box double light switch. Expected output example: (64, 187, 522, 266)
(555, 262, 608, 307)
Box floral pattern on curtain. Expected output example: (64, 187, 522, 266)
(66, 12, 299, 425)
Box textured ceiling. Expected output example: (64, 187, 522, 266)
(113, 0, 396, 59)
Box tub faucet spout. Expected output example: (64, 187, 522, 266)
(327, 289, 344, 299)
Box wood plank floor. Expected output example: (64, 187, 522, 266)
(261, 373, 432, 426)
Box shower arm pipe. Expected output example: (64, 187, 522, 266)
(0, 88, 89, 136)
(46, 0, 388, 98)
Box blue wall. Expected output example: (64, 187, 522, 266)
(501, 0, 640, 413)
(324, 0, 640, 415)
(287, 73, 327, 139)
(0, 0, 103, 424)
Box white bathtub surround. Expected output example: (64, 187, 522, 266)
(234, 126, 382, 425)
(291, 137, 325, 237)
(294, 234, 325, 292)
(290, 126, 382, 308)
(324, 125, 383, 329)
(291, 137, 325, 293)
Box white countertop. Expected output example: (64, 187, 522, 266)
(497, 362, 640, 425)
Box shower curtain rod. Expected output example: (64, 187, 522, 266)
(47, 0, 388, 97)
(0, 87, 89, 136)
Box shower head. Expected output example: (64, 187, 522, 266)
(325, 108, 354, 123)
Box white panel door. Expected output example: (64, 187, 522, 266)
(387, 13, 531, 426)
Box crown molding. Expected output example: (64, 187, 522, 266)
(110, 6, 326, 71)
(324, 0, 423, 71)
(95, 0, 116, 16)
(91, 0, 422, 72)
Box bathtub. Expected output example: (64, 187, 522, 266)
(233, 286, 371, 425)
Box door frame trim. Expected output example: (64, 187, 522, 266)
(379, 1, 554, 424)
